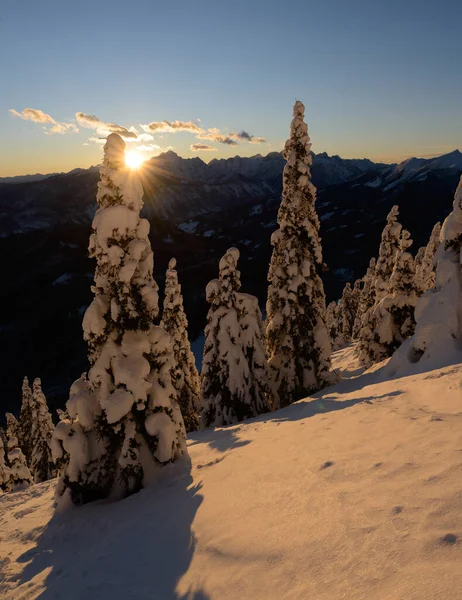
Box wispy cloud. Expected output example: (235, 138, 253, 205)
(136, 144, 161, 152)
(142, 120, 204, 134)
(190, 143, 217, 152)
(197, 128, 238, 146)
(76, 112, 137, 139)
(10, 108, 78, 135)
(230, 130, 266, 144)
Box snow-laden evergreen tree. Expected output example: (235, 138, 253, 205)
(0, 435, 11, 492)
(30, 378, 55, 483)
(387, 176, 462, 372)
(160, 258, 200, 432)
(18, 377, 34, 467)
(341, 281, 361, 341)
(357, 207, 403, 366)
(415, 222, 441, 295)
(6, 413, 19, 442)
(201, 247, 272, 426)
(325, 301, 337, 345)
(373, 205, 402, 302)
(365, 230, 418, 363)
(353, 258, 376, 339)
(7, 436, 32, 490)
(325, 301, 345, 351)
(237, 291, 274, 413)
(54, 133, 186, 508)
(266, 101, 333, 406)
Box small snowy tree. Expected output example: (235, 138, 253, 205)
(373, 205, 402, 302)
(341, 281, 361, 341)
(30, 378, 55, 483)
(0, 435, 11, 492)
(353, 258, 376, 339)
(237, 292, 274, 414)
(5, 413, 19, 442)
(160, 258, 201, 432)
(366, 230, 418, 362)
(325, 301, 337, 345)
(386, 176, 462, 372)
(55, 134, 186, 508)
(266, 100, 333, 407)
(326, 301, 345, 351)
(201, 248, 265, 427)
(415, 222, 441, 295)
(17, 377, 34, 467)
(7, 436, 32, 491)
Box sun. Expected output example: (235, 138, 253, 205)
(125, 151, 144, 170)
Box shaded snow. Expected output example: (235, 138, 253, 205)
(2, 346, 462, 599)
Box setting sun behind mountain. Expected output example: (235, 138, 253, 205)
(125, 151, 144, 170)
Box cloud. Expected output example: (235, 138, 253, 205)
(136, 144, 161, 152)
(197, 129, 238, 146)
(143, 120, 204, 134)
(76, 112, 137, 139)
(88, 136, 106, 145)
(10, 107, 78, 135)
(190, 143, 217, 152)
(230, 130, 266, 144)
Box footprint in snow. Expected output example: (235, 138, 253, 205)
(320, 461, 334, 470)
(440, 533, 458, 545)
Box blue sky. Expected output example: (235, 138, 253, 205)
(1, 0, 461, 176)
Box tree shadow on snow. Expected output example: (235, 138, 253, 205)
(16, 460, 210, 600)
(189, 427, 251, 453)
(268, 390, 404, 423)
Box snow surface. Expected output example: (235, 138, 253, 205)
(2, 345, 462, 599)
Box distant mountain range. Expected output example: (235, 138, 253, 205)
(0, 148, 461, 415)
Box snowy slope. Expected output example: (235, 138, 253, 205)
(1, 346, 462, 599)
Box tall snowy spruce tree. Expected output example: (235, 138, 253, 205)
(30, 378, 55, 483)
(160, 258, 200, 432)
(387, 176, 462, 371)
(201, 247, 271, 427)
(357, 206, 403, 366)
(266, 101, 333, 407)
(53, 133, 186, 508)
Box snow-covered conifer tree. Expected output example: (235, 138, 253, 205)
(160, 258, 200, 432)
(55, 134, 186, 508)
(202, 248, 251, 427)
(266, 101, 333, 407)
(325, 301, 337, 345)
(18, 377, 34, 467)
(373, 205, 402, 302)
(365, 230, 418, 362)
(201, 248, 271, 425)
(5, 413, 19, 443)
(30, 378, 55, 483)
(237, 292, 274, 413)
(415, 222, 441, 294)
(357, 207, 403, 366)
(386, 177, 462, 372)
(0, 435, 11, 492)
(353, 258, 376, 339)
(7, 436, 32, 490)
(341, 281, 361, 341)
